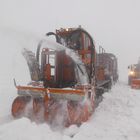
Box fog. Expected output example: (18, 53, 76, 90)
(0, 0, 140, 81)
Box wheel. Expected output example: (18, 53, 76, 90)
(11, 96, 31, 118)
(33, 97, 45, 121)
(33, 97, 44, 114)
(44, 99, 59, 123)
(67, 101, 90, 125)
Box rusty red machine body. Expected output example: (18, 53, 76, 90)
(12, 27, 96, 126)
(12, 27, 118, 126)
(128, 59, 140, 89)
(95, 46, 118, 94)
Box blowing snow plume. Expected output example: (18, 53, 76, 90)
(21, 38, 89, 85)
(35, 38, 89, 85)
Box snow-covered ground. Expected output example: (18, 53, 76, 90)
(1, 82, 140, 140)
(0, 28, 140, 140)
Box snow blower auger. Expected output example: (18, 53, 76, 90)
(11, 27, 96, 126)
(128, 58, 140, 89)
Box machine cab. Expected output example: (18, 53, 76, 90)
(47, 27, 95, 84)
(41, 48, 76, 88)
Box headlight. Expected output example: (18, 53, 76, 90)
(66, 28, 69, 31)
(129, 71, 135, 75)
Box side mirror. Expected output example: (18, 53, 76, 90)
(46, 32, 56, 36)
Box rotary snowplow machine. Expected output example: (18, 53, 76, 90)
(128, 58, 140, 89)
(12, 27, 96, 126)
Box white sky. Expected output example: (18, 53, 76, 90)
(0, 0, 140, 81)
